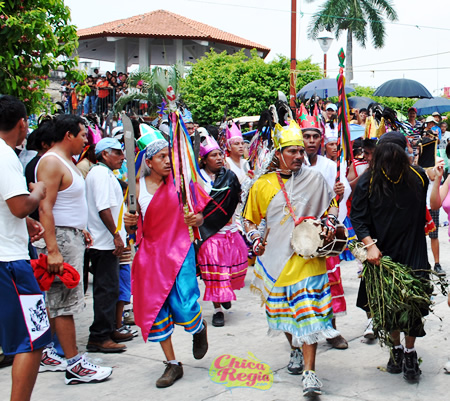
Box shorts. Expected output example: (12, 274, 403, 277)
(0, 260, 51, 355)
(35, 227, 86, 318)
(119, 263, 131, 303)
(429, 209, 440, 239)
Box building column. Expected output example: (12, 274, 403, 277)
(139, 38, 151, 71)
(115, 39, 128, 73)
(174, 39, 184, 66)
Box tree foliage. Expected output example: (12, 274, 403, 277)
(180, 49, 322, 125)
(114, 64, 183, 114)
(0, 0, 85, 114)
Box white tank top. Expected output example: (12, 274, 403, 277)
(138, 176, 153, 218)
(37, 152, 88, 230)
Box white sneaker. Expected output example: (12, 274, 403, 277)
(444, 359, 450, 373)
(364, 318, 376, 340)
(65, 354, 112, 385)
(39, 347, 67, 373)
(287, 348, 303, 375)
(118, 325, 138, 337)
(302, 370, 322, 397)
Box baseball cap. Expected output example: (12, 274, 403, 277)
(432, 111, 441, 116)
(101, 74, 106, 78)
(326, 103, 337, 112)
(425, 116, 436, 123)
(407, 107, 417, 114)
(95, 137, 122, 155)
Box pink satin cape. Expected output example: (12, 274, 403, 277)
(132, 177, 209, 341)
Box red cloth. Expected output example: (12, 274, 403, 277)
(132, 178, 210, 342)
(30, 254, 80, 292)
(425, 208, 436, 235)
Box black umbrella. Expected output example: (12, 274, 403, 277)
(373, 78, 432, 99)
(347, 96, 375, 110)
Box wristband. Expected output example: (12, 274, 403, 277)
(323, 214, 338, 233)
(252, 237, 263, 254)
(246, 229, 260, 243)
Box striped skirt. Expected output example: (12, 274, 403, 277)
(197, 230, 248, 303)
(148, 246, 203, 342)
(265, 273, 338, 346)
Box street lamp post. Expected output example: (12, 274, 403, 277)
(289, 0, 297, 109)
(317, 34, 333, 78)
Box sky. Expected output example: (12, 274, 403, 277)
(64, 0, 450, 96)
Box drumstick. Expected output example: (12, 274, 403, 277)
(263, 228, 270, 243)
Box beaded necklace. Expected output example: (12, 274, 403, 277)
(381, 168, 403, 184)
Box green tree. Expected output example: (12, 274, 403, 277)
(307, 0, 397, 82)
(180, 49, 322, 125)
(0, 0, 84, 113)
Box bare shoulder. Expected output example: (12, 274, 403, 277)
(36, 155, 64, 178)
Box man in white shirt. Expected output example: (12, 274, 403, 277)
(0, 95, 50, 401)
(86, 138, 132, 352)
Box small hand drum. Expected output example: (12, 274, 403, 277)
(291, 219, 348, 259)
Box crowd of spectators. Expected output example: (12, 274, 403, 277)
(60, 69, 144, 118)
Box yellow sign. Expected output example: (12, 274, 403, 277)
(209, 352, 273, 390)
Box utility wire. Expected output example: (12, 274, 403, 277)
(355, 51, 450, 68)
(187, 0, 450, 32)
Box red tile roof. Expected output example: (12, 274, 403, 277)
(77, 9, 270, 55)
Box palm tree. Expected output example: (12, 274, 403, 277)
(114, 64, 183, 115)
(307, 0, 398, 82)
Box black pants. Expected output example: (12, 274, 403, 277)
(88, 249, 119, 343)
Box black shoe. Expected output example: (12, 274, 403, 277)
(434, 263, 446, 277)
(192, 320, 208, 360)
(212, 311, 225, 327)
(221, 302, 232, 310)
(155, 362, 183, 388)
(387, 347, 404, 374)
(403, 351, 421, 381)
(0, 353, 14, 368)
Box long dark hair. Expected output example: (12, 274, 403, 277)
(369, 142, 418, 199)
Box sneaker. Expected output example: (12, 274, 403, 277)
(363, 318, 376, 340)
(444, 359, 450, 373)
(117, 325, 138, 338)
(192, 320, 208, 360)
(302, 370, 322, 397)
(39, 347, 67, 373)
(123, 309, 135, 326)
(326, 335, 348, 349)
(386, 347, 404, 374)
(287, 348, 303, 375)
(434, 263, 446, 277)
(403, 351, 421, 381)
(111, 329, 134, 343)
(65, 354, 112, 385)
(155, 362, 183, 388)
(212, 311, 225, 327)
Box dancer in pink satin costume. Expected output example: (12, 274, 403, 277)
(124, 134, 210, 388)
(196, 135, 248, 327)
